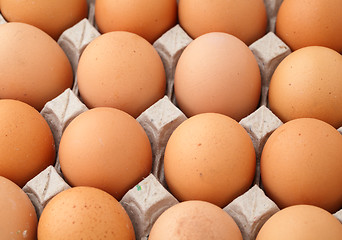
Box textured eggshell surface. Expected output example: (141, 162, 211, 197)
(149, 200, 243, 240)
(261, 118, 342, 213)
(0, 22, 73, 111)
(0, 0, 88, 40)
(95, 0, 177, 43)
(37, 186, 135, 240)
(77, 31, 166, 118)
(256, 205, 342, 240)
(0, 99, 56, 187)
(174, 32, 261, 121)
(0, 176, 38, 240)
(164, 113, 256, 208)
(276, 0, 342, 52)
(178, 0, 267, 45)
(58, 107, 152, 200)
(268, 46, 342, 128)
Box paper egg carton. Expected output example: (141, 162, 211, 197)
(1, 0, 341, 239)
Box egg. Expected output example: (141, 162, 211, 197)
(0, 22, 73, 111)
(149, 200, 243, 240)
(256, 205, 342, 240)
(276, 0, 342, 52)
(59, 107, 152, 200)
(268, 46, 342, 128)
(77, 31, 166, 118)
(95, 0, 177, 43)
(0, 176, 38, 240)
(0, 99, 56, 187)
(1, 0, 88, 40)
(164, 113, 256, 208)
(37, 186, 135, 240)
(261, 118, 342, 213)
(174, 32, 261, 121)
(178, 0, 267, 45)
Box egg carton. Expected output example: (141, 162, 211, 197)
(1, 0, 342, 239)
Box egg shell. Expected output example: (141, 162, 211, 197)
(178, 0, 267, 45)
(37, 186, 135, 240)
(95, 0, 178, 43)
(77, 31, 166, 118)
(0, 0, 88, 40)
(164, 113, 256, 208)
(0, 99, 56, 187)
(0, 176, 38, 240)
(268, 46, 342, 128)
(0, 22, 73, 111)
(256, 205, 342, 240)
(174, 32, 261, 121)
(276, 0, 342, 52)
(261, 118, 342, 213)
(149, 200, 243, 240)
(58, 107, 152, 200)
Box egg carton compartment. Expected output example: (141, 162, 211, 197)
(1, 0, 342, 239)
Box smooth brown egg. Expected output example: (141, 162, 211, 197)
(174, 32, 261, 121)
(38, 186, 135, 240)
(95, 0, 177, 43)
(178, 0, 267, 45)
(149, 200, 243, 240)
(0, 99, 56, 187)
(256, 205, 342, 240)
(59, 107, 152, 200)
(164, 113, 256, 208)
(276, 0, 342, 52)
(0, 22, 73, 111)
(77, 31, 166, 118)
(1, 0, 88, 40)
(261, 118, 342, 213)
(268, 46, 342, 128)
(0, 176, 38, 240)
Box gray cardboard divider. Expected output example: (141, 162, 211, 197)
(263, 0, 284, 33)
(0, 13, 6, 24)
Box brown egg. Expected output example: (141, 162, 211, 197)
(0, 99, 56, 187)
(268, 46, 342, 128)
(0, 22, 73, 111)
(174, 32, 261, 121)
(59, 107, 152, 200)
(276, 0, 342, 52)
(261, 118, 342, 213)
(178, 0, 267, 45)
(0, 176, 38, 240)
(1, 0, 88, 40)
(149, 200, 243, 240)
(38, 186, 135, 240)
(95, 0, 177, 43)
(256, 205, 342, 240)
(77, 31, 166, 118)
(164, 113, 256, 208)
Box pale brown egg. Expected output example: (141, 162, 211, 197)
(0, 22, 73, 111)
(0, 176, 38, 240)
(95, 0, 177, 43)
(37, 186, 135, 240)
(77, 31, 166, 118)
(261, 118, 342, 213)
(276, 0, 342, 52)
(164, 113, 256, 208)
(268, 46, 342, 128)
(1, 0, 88, 40)
(178, 0, 267, 45)
(174, 32, 261, 121)
(256, 205, 342, 240)
(59, 107, 152, 200)
(149, 200, 243, 240)
(0, 99, 56, 187)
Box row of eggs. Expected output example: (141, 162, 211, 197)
(1, 0, 342, 239)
